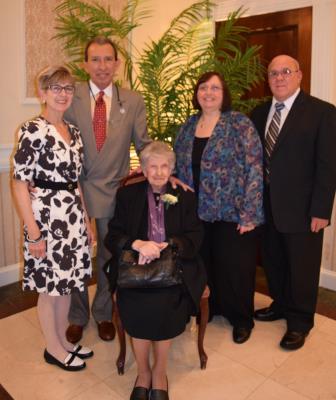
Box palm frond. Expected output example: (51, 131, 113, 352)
(53, 1, 264, 140)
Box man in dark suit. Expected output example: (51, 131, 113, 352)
(64, 37, 151, 343)
(251, 55, 336, 350)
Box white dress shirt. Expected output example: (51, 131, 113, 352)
(265, 88, 300, 136)
(88, 80, 113, 122)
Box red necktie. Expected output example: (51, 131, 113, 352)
(93, 91, 106, 152)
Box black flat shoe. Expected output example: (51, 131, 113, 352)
(151, 376, 168, 400)
(280, 330, 308, 350)
(254, 306, 284, 322)
(44, 349, 86, 371)
(150, 389, 169, 400)
(70, 344, 94, 359)
(130, 386, 150, 400)
(130, 376, 150, 400)
(232, 327, 252, 344)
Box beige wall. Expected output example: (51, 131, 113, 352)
(131, 0, 197, 55)
(1, 1, 40, 146)
(0, 0, 197, 147)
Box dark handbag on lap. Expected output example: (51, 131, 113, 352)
(117, 244, 183, 289)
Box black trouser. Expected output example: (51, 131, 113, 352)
(262, 191, 323, 333)
(200, 221, 260, 329)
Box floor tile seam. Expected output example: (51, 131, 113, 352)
(266, 350, 310, 383)
(265, 377, 315, 400)
(63, 377, 107, 400)
(73, 381, 124, 400)
(243, 375, 272, 399)
(102, 375, 133, 398)
(214, 348, 288, 379)
(19, 309, 40, 327)
(191, 339, 272, 376)
(201, 327, 294, 378)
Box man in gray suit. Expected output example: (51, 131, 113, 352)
(64, 37, 151, 342)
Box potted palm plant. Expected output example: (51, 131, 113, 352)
(54, 0, 264, 143)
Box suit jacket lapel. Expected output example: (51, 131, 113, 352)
(272, 90, 305, 156)
(107, 84, 124, 132)
(76, 84, 98, 160)
(259, 102, 271, 147)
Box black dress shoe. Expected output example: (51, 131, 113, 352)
(44, 349, 86, 371)
(232, 327, 252, 344)
(150, 389, 169, 400)
(280, 330, 308, 350)
(254, 307, 284, 321)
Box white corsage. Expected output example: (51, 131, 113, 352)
(161, 193, 178, 209)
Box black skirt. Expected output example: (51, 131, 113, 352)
(117, 284, 193, 341)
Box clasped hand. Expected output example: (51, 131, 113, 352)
(132, 240, 168, 265)
(28, 240, 47, 259)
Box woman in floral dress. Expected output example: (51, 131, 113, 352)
(12, 66, 94, 371)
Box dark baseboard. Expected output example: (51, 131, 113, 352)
(0, 384, 14, 400)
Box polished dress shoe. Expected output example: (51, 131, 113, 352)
(70, 344, 94, 359)
(66, 324, 83, 344)
(97, 321, 116, 341)
(44, 349, 85, 371)
(232, 327, 252, 344)
(150, 389, 169, 400)
(280, 330, 308, 350)
(254, 307, 284, 322)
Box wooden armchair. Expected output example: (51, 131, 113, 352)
(112, 172, 209, 375)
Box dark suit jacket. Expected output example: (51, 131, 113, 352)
(251, 90, 336, 233)
(105, 181, 207, 313)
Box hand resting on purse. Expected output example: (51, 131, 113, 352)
(131, 240, 168, 265)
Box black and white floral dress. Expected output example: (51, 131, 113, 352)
(13, 116, 92, 296)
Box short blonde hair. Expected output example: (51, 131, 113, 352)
(37, 65, 75, 91)
(140, 141, 176, 171)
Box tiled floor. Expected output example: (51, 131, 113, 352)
(1, 285, 336, 400)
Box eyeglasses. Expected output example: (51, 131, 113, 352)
(198, 84, 222, 93)
(48, 84, 75, 95)
(268, 68, 298, 79)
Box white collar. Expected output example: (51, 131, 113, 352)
(88, 80, 113, 97)
(272, 88, 300, 110)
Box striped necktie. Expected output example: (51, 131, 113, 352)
(93, 91, 106, 152)
(265, 102, 285, 178)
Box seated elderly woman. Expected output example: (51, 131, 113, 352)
(105, 141, 206, 400)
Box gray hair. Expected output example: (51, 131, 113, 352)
(37, 65, 75, 91)
(140, 141, 176, 171)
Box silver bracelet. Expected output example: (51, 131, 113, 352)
(26, 233, 43, 244)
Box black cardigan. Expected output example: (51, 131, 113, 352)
(104, 180, 207, 313)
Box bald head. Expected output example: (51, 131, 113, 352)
(269, 55, 300, 72)
(268, 54, 302, 102)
